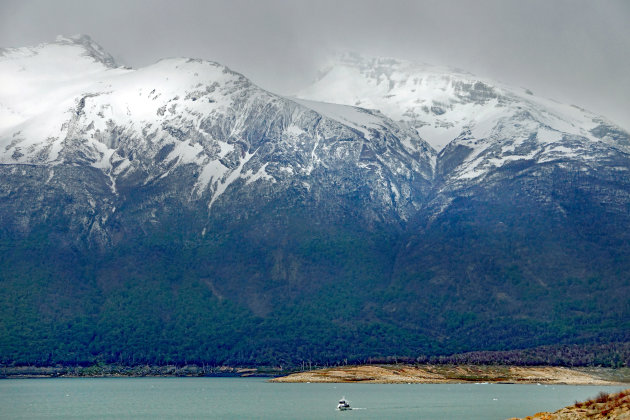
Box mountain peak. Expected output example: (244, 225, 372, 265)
(55, 33, 94, 43)
(317, 51, 472, 84)
(298, 52, 630, 154)
(0, 39, 629, 367)
(54, 34, 118, 68)
(0, 35, 130, 136)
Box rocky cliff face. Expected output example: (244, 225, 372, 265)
(0, 37, 628, 365)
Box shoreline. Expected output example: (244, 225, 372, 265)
(270, 364, 630, 385)
(509, 389, 630, 419)
(2, 364, 629, 385)
(0, 365, 279, 379)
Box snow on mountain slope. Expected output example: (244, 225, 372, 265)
(297, 52, 630, 187)
(2, 37, 627, 229)
(0, 35, 124, 134)
(290, 97, 435, 172)
(0, 36, 435, 221)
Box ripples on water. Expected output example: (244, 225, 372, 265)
(0, 377, 625, 420)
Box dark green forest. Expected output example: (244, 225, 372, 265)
(1, 157, 629, 368)
(1, 195, 628, 367)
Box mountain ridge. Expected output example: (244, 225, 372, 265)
(297, 52, 629, 154)
(0, 37, 628, 366)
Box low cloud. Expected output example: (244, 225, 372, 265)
(2, 0, 629, 129)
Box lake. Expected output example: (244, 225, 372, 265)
(0, 377, 625, 419)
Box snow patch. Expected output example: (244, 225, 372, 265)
(195, 159, 228, 196)
(291, 97, 382, 140)
(537, 127, 563, 144)
(243, 162, 274, 185)
(285, 124, 305, 137)
(208, 150, 256, 208)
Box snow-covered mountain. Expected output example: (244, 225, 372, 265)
(1, 37, 629, 365)
(297, 52, 630, 192)
(0, 36, 436, 243)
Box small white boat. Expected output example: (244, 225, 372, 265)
(337, 397, 351, 411)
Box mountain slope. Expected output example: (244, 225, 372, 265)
(0, 36, 438, 365)
(0, 37, 436, 247)
(0, 38, 628, 366)
(297, 52, 629, 154)
(299, 56, 630, 351)
(297, 53, 630, 203)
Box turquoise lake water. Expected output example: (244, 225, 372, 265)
(0, 377, 625, 419)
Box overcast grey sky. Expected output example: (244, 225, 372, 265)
(1, 0, 629, 130)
